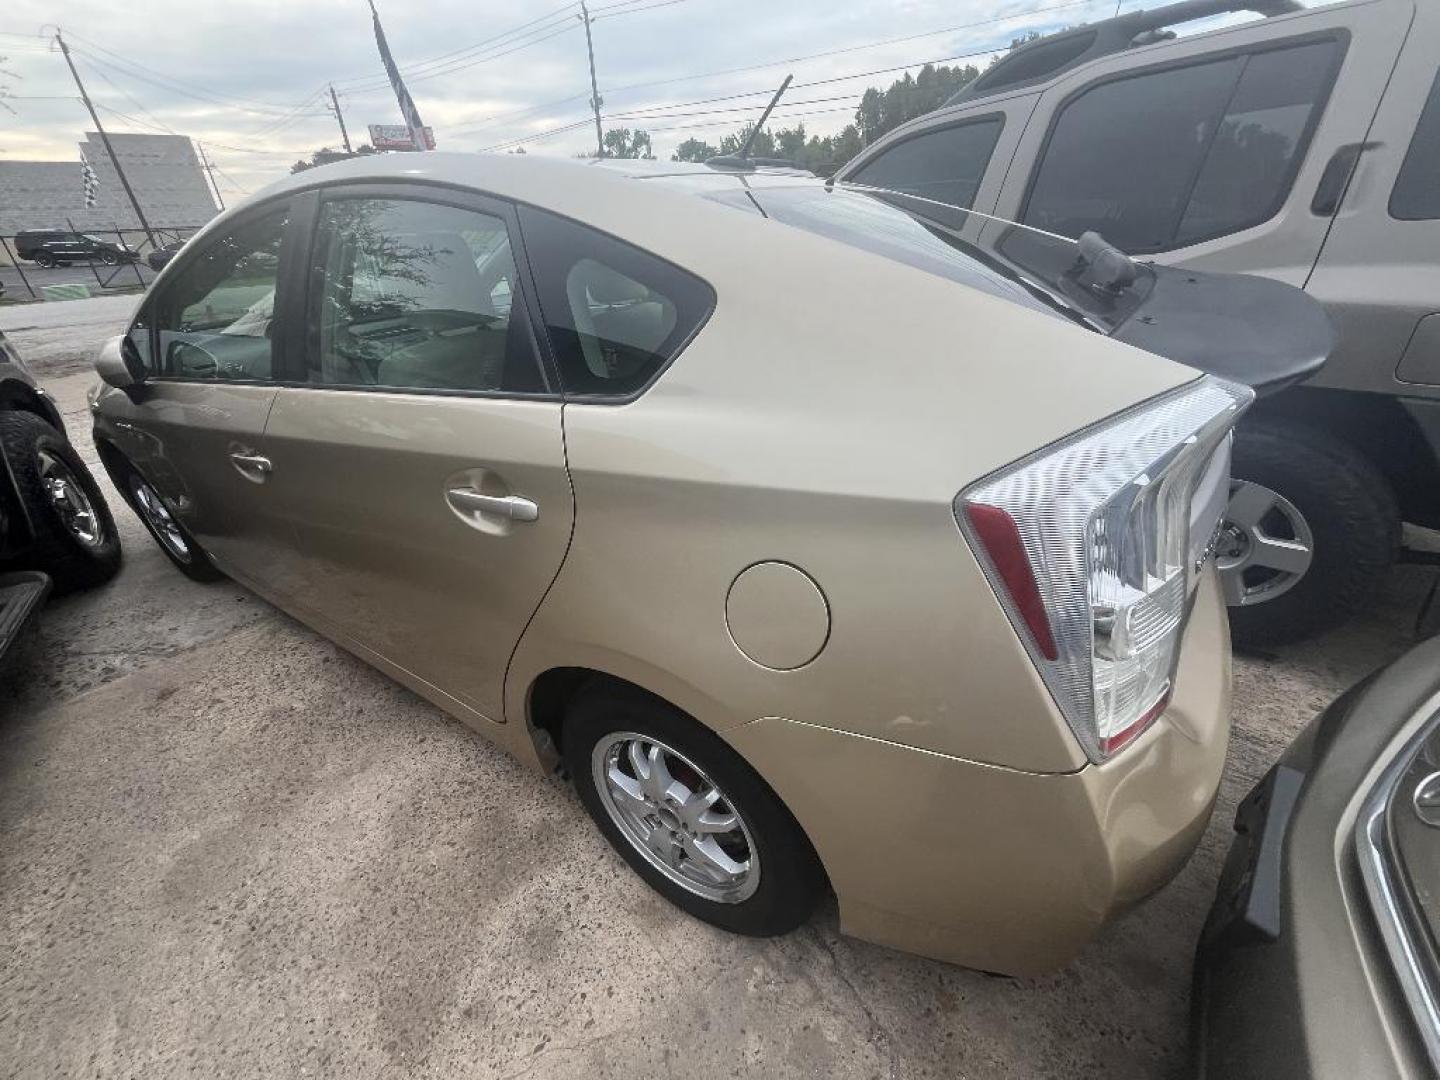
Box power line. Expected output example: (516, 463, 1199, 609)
(331, 0, 580, 87)
(449, 0, 1104, 140)
(63, 31, 329, 117)
(337, 22, 581, 93)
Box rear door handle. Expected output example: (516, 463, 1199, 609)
(1311, 141, 1381, 217)
(229, 451, 272, 477)
(446, 488, 539, 522)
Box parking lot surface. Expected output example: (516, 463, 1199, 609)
(1, 297, 1432, 1079)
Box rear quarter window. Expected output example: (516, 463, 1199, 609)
(1391, 68, 1440, 221)
(517, 206, 714, 398)
(847, 117, 1005, 211)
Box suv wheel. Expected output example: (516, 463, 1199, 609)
(1222, 418, 1399, 647)
(0, 412, 121, 593)
(33, 252, 55, 269)
(123, 467, 223, 582)
(564, 683, 826, 937)
(101, 251, 119, 266)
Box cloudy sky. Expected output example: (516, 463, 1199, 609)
(1, 0, 1263, 196)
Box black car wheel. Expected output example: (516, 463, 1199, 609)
(122, 466, 223, 582)
(101, 250, 119, 266)
(564, 682, 827, 937)
(1222, 418, 1399, 648)
(0, 411, 121, 593)
(32, 252, 55, 269)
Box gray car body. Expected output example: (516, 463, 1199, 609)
(1194, 633, 1440, 1078)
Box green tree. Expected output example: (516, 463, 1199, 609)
(290, 144, 377, 174)
(601, 127, 654, 159)
(671, 137, 719, 163)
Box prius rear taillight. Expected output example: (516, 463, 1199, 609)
(957, 376, 1252, 763)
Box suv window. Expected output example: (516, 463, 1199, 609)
(1391, 68, 1440, 221)
(518, 206, 715, 397)
(309, 197, 545, 394)
(1024, 39, 1340, 253)
(847, 117, 1004, 210)
(149, 207, 287, 381)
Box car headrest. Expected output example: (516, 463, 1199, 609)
(580, 260, 650, 305)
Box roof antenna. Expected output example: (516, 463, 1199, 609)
(707, 74, 793, 171)
(738, 74, 792, 160)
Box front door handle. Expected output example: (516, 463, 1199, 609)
(229, 451, 273, 479)
(446, 487, 539, 522)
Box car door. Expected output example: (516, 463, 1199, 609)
(990, 0, 1413, 286)
(257, 186, 572, 725)
(102, 200, 299, 580)
(1304, 3, 1440, 397)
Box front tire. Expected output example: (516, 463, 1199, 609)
(122, 466, 223, 582)
(0, 411, 121, 593)
(564, 684, 826, 937)
(1223, 418, 1398, 647)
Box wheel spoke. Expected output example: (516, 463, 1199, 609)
(605, 764, 649, 816)
(1249, 533, 1312, 575)
(642, 744, 678, 804)
(1226, 481, 1278, 530)
(682, 834, 747, 883)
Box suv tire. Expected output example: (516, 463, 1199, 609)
(0, 411, 121, 593)
(33, 252, 55, 269)
(564, 683, 827, 937)
(1224, 418, 1399, 648)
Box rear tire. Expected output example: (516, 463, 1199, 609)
(33, 252, 55, 269)
(0, 411, 121, 593)
(1224, 418, 1398, 647)
(564, 683, 826, 937)
(120, 464, 223, 582)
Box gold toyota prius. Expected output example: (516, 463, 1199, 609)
(90, 152, 1262, 975)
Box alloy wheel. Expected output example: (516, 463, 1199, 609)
(1217, 480, 1315, 607)
(133, 478, 192, 563)
(591, 731, 760, 904)
(36, 449, 104, 547)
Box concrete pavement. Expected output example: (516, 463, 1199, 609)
(0, 297, 1432, 1078)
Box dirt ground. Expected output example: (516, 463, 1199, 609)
(1, 296, 1433, 1079)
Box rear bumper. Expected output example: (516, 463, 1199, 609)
(726, 569, 1232, 975)
(0, 570, 51, 671)
(1192, 636, 1440, 1080)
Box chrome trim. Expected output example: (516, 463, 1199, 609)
(1356, 707, 1440, 1073)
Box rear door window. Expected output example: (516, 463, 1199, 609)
(307, 196, 546, 394)
(1024, 39, 1341, 253)
(1391, 68, 1440, 221)
(518, 207, 714, 398)
(847, 117, 1005, 210)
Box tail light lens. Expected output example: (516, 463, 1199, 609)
(958, 376, 1252, 762)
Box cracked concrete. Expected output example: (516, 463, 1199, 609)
(1, 298, 1435, 1078)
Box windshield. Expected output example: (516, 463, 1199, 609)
(703, 181, 1152, 332)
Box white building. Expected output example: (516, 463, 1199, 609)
(0, 132, 219, 235)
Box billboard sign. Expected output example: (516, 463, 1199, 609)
(367, 124, 436, 152)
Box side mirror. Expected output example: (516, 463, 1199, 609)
(96, 334, 145, 390)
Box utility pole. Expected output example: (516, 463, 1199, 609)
(328, 84, 353, 153)
(54, 29, 155, 246)
(196, 142, 224, 210)
(579, 2, 605, 158)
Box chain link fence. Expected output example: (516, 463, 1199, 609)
(0, 222, 205, 304)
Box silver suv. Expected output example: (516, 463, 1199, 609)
(837, 0, 1440, 645)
